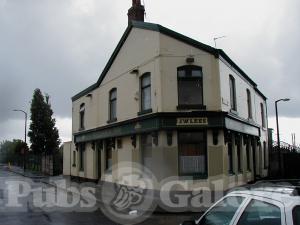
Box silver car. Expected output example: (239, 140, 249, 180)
(181, 183, 300, 225)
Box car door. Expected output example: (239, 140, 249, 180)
(232, 196, 286, 225)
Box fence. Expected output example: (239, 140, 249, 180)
(269, 141, 300, 179)
(0, 151, 62, 176)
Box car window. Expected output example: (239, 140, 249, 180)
(293, 206, 300, 225)
(237, 199, 281, 225)
(198, 196, 245, 225)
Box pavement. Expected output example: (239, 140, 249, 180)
(0, 165, 200, 225)
(6, 165, 213, 212)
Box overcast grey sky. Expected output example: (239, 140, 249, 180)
(1, 0, 299, 143)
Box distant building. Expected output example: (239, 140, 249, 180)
(63, 0, 268, 190)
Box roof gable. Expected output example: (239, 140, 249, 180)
(72, 21, 266, 101)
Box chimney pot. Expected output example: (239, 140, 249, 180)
(133, 0, 141, 5)
(128, 0, 145, 25)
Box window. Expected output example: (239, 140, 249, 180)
(109, 88, 117, 121)
(72, 151, 76, 167)
(79, 143, 85, 171)
(105, 139, 113, 171)
(263, 141, 268, 169)
(247, 89, 252, 119)
(229, 75, 237, 111)
(236, 136, 242, 173)
(199, 196, 245, 225)
(178, 131, 207, 177)
(79, 103, 85, 129)
(140, 73, 151, 111)
(177, 65, 204, 108)
(246, 138, 251, 171)
(237, 200, 281, 225)
(141, 134, 153, 170)
(261, 103, 266, 128)
(293, 206, 300, 225)
(228, 138, 234, 174)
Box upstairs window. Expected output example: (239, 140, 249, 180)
(177, 65, 204, 109)
(140, 73, 151, 111)
(229, 75, 237, 111)
(247, 89, 252, 119)
(79, 103, 85, 130)
(109, 88, 117, 121)
(260, 103, 266, 128)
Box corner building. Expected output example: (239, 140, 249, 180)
(63, 1, 268, 191)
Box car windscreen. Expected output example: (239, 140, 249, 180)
(198, 196, 245, 225)
(293, 206, 300, 225)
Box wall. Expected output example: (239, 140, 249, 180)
(63, 141, 72, 176)
(219, 57, 267, 127)
(72, 28, 161, 133)
(159, 33, 222, 112)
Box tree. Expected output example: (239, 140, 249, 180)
(28, 89, 60, 155)
(0, 140, 28, 165)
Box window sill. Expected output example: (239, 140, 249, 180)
(107, 118, 117, 124)
(230, 109, 238, 115)
(138, 108, 152, 116)
(177, 104, 206, 110)
(179, 174, 208, 180)
(78, 127, 85, 131)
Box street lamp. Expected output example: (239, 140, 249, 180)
(275, 98, 290, 175)
(12, 109, 27, 172)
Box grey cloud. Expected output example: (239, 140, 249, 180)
(0, 0, 129, 123)
(1, 0, 300, 142)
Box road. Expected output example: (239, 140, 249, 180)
(0, 168, 198, 225)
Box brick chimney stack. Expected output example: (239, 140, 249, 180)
(128, 0, 145, 25)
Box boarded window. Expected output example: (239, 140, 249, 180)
(178, 131, 207, 176)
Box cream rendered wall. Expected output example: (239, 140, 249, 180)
(85, 143, 96, 180)
(159, 33, 222, 112)
(149, 131, 178, 182)
(63, 141, 72, 176)
(72, 88, 99, 133)
(96, 28, 161, 126)
(72, 28, 161, 132)
(219, 58, 267, 126)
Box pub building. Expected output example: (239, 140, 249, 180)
(63, 0, 268, 190)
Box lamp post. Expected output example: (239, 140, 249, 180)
(13, 109, 27, 172)
(275, 98, 290, 175)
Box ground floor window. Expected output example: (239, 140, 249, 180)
(263, 141, 268, 169)
(246, 138, 251, 171)
(79, 143, 85, 171)
(72, 151, 76, 167)
(178, 131, 207, 177)
(141, 133, 153, 170)
(236, 136, 242, 173)
(228, 141, 234, 174)
(105, 139, 113, 171)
